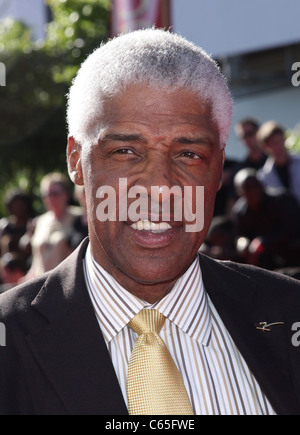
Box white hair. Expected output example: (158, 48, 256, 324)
(67, 28, 233, 148)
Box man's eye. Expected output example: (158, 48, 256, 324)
(113, 148, 134, 155)
(180, 151, 201, 159)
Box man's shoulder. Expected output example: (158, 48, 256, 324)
(199, 253, 300, 303)
(223, 259, 300, 284)
(291, 153, 300, 162)
(291, 153, 300, 171)
(0, 238, 89, 325)
(0, 274, 49, 323)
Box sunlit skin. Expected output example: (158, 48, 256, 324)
(67, 85, 225, 303)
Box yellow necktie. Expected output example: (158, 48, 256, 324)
(126, 309, 194, 415)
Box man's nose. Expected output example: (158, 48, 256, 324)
(133, 156, 181, 218)
(136, 155, 176, 196)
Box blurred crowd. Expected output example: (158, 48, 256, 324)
(0, 172, 88, 293)
(203, 118, 300, 280)
(0, 118, 300, 293)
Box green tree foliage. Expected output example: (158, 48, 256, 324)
(45, 0, 110, 84)
(0, 0, 110, 216)
(286, 124, 300, 154)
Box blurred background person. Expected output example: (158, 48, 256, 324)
(0, 252, 28, 293)
(234, 118, 267, 171)
(257, 120, 300, 205)
(232, 168, 300, 270)
(200, 215, 241, 262)
(214, 117, 267, 217)
(0, 188, 34, 259)
(23, 172, 82, 279)
(213, 158, 239, 216)
(66, 185, 88, 251)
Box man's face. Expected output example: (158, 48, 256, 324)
(42, 182, 69, 217)
(264, 132, 286, 156)
(68, 84, 225, 301)
(239, 123, 259, 151)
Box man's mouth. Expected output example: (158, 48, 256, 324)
(130, 219, 172, 233)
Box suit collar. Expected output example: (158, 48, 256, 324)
(199, 253, 300, 414)
(27, 239, 128, 415)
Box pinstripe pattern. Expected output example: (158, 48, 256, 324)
(84, 244, 275, 415)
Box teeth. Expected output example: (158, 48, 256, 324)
(131, 220, 172, 232)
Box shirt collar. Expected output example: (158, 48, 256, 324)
(84, 243, 211, 346)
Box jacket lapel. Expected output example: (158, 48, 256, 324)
(26, 239, 128, 415)
(199, 254, 300, 415)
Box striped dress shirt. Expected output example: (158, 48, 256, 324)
(83, 244, 275, 415)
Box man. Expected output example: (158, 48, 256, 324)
(214, 118, 267, 216)
(234, 118, 267, 171)
(257, 120, 300, 205)
(1, 28, 300, 415)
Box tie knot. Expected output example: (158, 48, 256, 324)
(129, 309, 165, 336)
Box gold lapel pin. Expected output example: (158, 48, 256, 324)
(256, 321, 285, 332)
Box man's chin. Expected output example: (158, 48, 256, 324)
(118, 255, 192, 287)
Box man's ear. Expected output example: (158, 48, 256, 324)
(67, 136, 84, 186)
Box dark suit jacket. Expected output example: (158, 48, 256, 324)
(1, 238, 300, 415)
